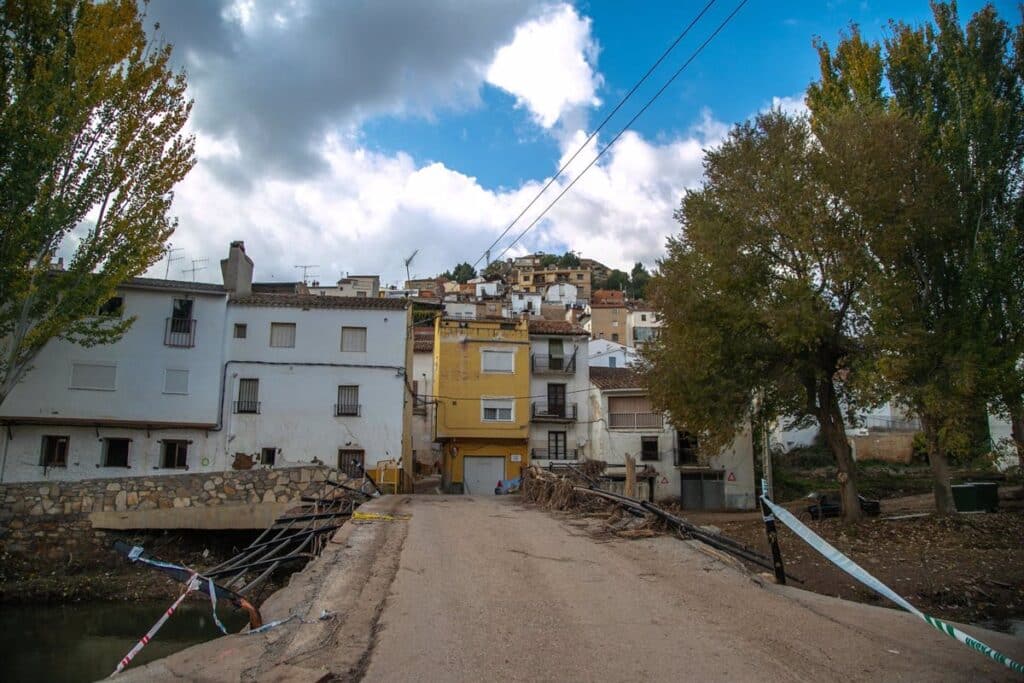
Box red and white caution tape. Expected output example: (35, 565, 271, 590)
(109, 574, 200, 677)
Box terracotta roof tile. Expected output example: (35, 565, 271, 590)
(230, 293, 409, 311)
(589, 366, 644, 390)
(527, 319, 588, 336)
(124, 277, 225, 295)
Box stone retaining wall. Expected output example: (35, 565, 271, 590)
(0, 466, 335, 562)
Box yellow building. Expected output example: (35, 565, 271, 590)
(433, 317, 530, 494)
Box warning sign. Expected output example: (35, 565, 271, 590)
(726, 471, 736, 482)
(659, 476, 669, 485)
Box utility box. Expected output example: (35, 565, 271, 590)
(951, 482, 999, 512)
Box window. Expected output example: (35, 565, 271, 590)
(641, 436, 659, 461)
(482, 398, 514, 422)
(547, 339, 564, 370)
(161, 440, 188, 469)
(548, 431, 567, 459)
(608, 395, 661, 429)
(356, 291, 367, 298)
(270, 322, 296, 348)
(547, 383, 566, 417)
(103, 438, 130, 468)
(611, 333, 619, 342)
(172, 298, 193, 320)
(677, 431, 699, 465)
(608, 356, 617, 368)
(235, 378, 260, 413)
(341, 326, 367, 352)
(482, 349, 514, 373)
(163, 369, 189, 395)
(576, 273, 584, 280)
(234, 323, 247, 339)
(166, 299, 195, 346)
(641, 314, 647, 322)
(70, 362, 116, 391)
(98, 297, 123, 316)
(338, 449, 364, 478)
(41, 435, 68, 468)
(336, 385, 360, 416)
(261, 447, 277, 467)
(412, 380, 426, 415)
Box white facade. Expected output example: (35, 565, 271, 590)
(588, 370, 755, 509)
(222, 297, 410, 471)
(544, 282, 578, 306)
(0, 280, 229, 482)
(527, 328, 591, 465)
(475, 281, 503, 298)
(443, 301, 476, 320)
(510, 291, 542, 316)
(0, 246, 413, 484)
(410, 345, 438, 470)
(626, 307, 662, 349)
(587, 339, 637, 369)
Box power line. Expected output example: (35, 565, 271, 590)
(493, 0, 749, 263)
(470, 0, 719, 270)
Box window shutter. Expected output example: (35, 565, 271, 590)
(270, 323, 296, 347)
(341, 326, 367, 352)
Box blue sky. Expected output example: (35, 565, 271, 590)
(143, 0, 1017, 285)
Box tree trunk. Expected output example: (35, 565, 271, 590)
(922, 415, 956, 515)
(816, 377, 861, 522)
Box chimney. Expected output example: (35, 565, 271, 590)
(220, 241, 253, 296)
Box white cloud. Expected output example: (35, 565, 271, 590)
(768, 94, 809, 117)
(153, 110, 730, 286)
(485, 3, 602, 128)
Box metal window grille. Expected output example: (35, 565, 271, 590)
(235, 378, 260, 413)
(336, 385, 360, 415)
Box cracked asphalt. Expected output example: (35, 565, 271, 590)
(115, 494, 1024, 682)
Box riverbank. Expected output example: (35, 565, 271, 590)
(0, 528, 287, 604)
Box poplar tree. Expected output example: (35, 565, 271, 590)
(0, 0, 194, 407)
(808, 2, 1024, 509)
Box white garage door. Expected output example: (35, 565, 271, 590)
(463, 456, 505, 495)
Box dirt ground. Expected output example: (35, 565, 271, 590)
(684, 487, 1024, 632)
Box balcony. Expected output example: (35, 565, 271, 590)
(531, 447, 579, 460)
(164, 318, 196, 347)
(335, 403, 361, 417)
(531, 351, 577, 374)
(608, 412, 663, 429)
(233, 400, 260, 414)
(531, 402, 577, 422)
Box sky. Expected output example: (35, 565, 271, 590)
(138, 0, 1016, 287)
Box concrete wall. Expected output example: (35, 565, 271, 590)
(411, 350, 437, 468)
(510, 292, 542, 315)
(544, 282, 578, 305)
(528, 335, 591, 464)
(588, 306, 626, 344)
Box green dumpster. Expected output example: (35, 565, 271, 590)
(951, 482, 1000, 512)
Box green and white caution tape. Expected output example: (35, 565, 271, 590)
(761, 496, 1024, 675)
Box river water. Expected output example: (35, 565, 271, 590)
(0, 599, 249, 682)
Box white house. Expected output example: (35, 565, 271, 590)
(626, 304, 662, 349)
(443, 301, 477, 320)
(308, 275, 380, 298)
(510, 291, 542, 316)
(0, 241, 413, 483)
(544, 282, 578, 306)
(588, 367, 755, 509)
(410, 328, 438, 472)
(527, 321, 591, 465)
(587, 338, 637, 369)
(0, 278, 229, 482)
(475, 281, 503, 298)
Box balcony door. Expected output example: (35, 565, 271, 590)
(548, 339, 564, 370)
(547, 383, 566, 417)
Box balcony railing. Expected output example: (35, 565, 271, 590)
(335, 403, 361, 417)
(531, 402, 577, 421)
(531, 447, 579, 460)
(608, 412, 663, 429)
(233, 400, 260, 414)
(165, 317, 196, 347)
(531, 351, 577, 374)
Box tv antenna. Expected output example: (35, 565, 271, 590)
(294, 264, 319, 284)
(182, 257, 208, 282)
(403, 249, 419, 285)
(164, 245, 184, 279)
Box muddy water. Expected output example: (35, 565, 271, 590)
(0, 599, 250, 682)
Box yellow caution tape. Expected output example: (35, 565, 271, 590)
(352, 511, 410, 522)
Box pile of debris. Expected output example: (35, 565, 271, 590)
(521, 464, 789, 579)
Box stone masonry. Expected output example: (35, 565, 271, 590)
(0, 466, 335, 562)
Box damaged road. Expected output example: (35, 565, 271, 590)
(117, 495, 1024, 682)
